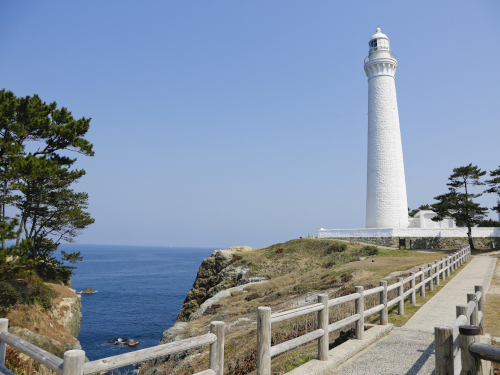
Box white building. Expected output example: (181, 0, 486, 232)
(408, 210, 455, 229)
(364, 28, 408, 229)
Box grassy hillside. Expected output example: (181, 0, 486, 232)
(140, 239, 453, 375)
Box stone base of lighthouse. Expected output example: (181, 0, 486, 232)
(316, 227, 500, 250)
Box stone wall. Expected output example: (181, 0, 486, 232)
(318, 227, 500, 238)
(333, 236, 500, 250)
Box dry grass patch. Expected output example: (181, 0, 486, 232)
(485, 254, 500, 339)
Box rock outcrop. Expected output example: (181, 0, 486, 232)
(177, 246, 253, 321)
(4, 283, 84, 372)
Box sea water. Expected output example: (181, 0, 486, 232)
(58, 244, 216, 367)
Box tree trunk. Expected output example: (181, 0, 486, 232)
(464, 180, 474, 251)
(467, 224, 474, 250)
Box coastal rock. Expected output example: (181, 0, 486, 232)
(176, 247, 252, 322)
(109, 338, 139, 347)
(81, 287, 96, 294)
(6, 284, 84, 372)
(237, 276, 268, 286)
(188, 278, 268, 321)
(8, 326, 82, 359)
(48, 295, 82, 338)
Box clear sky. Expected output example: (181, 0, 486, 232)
(1, 1, 499, 249)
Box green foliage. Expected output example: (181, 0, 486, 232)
(0, 89, 94, 283)
(325, 242, 347, 253)
(408, 204, 431, 217)
(485, 166, 500, 214)
(359, 245, 379, 256)
(0, 279, 54, 309)
(478, 219, 500, 227)
(431, 164, 488, 249)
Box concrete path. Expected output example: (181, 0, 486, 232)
(331, 256, 497, 375)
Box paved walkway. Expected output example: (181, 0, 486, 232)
(331, 256, 497, 375)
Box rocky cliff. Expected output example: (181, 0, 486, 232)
(4, 282, 83, 373)
(177, 246, 256, 322)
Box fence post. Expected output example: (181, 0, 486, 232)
(63, 350, 85, 375)
(428, 264, 434, 292)
(0, 318, 7, 368)
(210, 321, 225, 375)
(459, 326, 482, 375)
(397, 277, 404, 315)
(434, 261, 440, 286)
(468, 293, 479, 328)
(457, 305, 469, 325)
(257, 307, 271, 375)
(440, 258, 445, 281)
(475, 285, 485, 335)
(318, 294, 329, 361)
(435, 326, 454, 375)
(355, 286, 364, 340)
(410, 272, 416, 305)
(446, 257, 450, 277)
(419, 267, 425, 297)
(380, 280, 388, 325)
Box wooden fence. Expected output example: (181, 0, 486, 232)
(256, 246, 471, 375)
(0, 246, 471, 375)
(435, 282, 500, 374)
(0, 320, 225, 375)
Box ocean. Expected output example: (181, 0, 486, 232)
(58, 244, 216, 370)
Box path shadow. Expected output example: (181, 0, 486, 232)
(405, 341, 435, 375)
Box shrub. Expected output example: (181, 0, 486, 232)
(478, 219, 500, 227)
(340, 272, 353, 283)
(359, 245, 379, 256)
(244, 292, 261, 301)
(229, 255, 243, 265)
(326, 242, 347, 254)
(0, 280, 54, 309)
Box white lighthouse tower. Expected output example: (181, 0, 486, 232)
(364, 28, 409, 229)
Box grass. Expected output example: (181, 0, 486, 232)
(136, 239, 460, 375)
(485, 253, 500, 338)
(367, 257, 472, 327)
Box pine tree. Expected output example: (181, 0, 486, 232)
(0, 89, 94, 282)
(485, 166, 500, 214)
(431, 164, 487, 250)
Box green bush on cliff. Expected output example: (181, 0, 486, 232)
(0, 279, 54, 310)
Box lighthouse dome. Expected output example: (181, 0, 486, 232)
(368, 28, 390, 53)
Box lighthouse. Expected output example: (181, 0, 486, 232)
(364, 28, 409, 229)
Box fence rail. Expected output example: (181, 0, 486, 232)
(0, 246, 472, 375)
(256, 246, 471, 374)
(433, 281, 500, 375)
(0, 320, 225, 375)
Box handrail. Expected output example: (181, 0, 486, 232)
(0, 246, 471, 375)
(0, 320, 226, 375)
(469, 342, 500, 363)
(0, 331, 64, 374)
(258, 246, 470, 374)
(0, 365, 15, 375)
(83, 333, 218, 374)
(271, 303, 324, 323)
(433, 262, 495, 375)
(328, 292, 361, 307)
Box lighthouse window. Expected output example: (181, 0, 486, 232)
(369, 40, 377, 47)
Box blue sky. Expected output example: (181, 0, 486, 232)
(1, 1, 499, 248)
